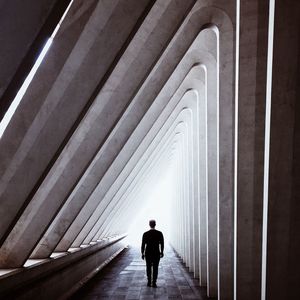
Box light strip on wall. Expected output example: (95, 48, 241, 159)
(216, 27, 220, 299)
(261, 0, 275, 299)
(234, 0, 240, 299)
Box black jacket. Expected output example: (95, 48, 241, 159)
(141, 229, 164, 257)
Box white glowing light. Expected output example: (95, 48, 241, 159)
(126, 170, 174, 246)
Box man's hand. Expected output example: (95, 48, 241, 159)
(160, 252, 164, 258)
(141, 254, 145, 260)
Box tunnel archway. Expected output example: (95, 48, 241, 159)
(0, 1, 299, 300)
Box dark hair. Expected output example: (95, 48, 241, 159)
(149, 220, 156, 228)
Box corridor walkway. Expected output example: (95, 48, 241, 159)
(70, 245, 208, 300)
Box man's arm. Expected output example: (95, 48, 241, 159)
(160, 232, 164, 257)
(141, 233, 146, 259)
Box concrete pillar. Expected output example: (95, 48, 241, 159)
(186, 116, 195, 274)
(172, 160, 180, 251)
(216, 11, 235, 300)
(235, 1, 269, 299)
(198, 79, 208, 287)
(203, 32, 218, 299)
(190, 91, 201, 279)
(206, 70, 218, 298)
(180, 142, 186, 260)
(263, 1, 300, 298)
(181, 127, 189, 266)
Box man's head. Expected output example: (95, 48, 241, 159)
(149, 219, 156, 228)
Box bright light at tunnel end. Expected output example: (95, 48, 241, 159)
(125, 172, 174, 247)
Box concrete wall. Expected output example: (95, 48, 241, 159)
(0, 236, 126, 300)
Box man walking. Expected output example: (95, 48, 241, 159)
(141, 220, 164, 287)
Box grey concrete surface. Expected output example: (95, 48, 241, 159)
(0, 236, 126, 300)
(70, 245, 208, 300)
(235, 1, 269, 299)
(31, 0, 195, 259)
(0, 0, 67, 112)
(0, 0, 153, 268)
(264, 0, 300, 298)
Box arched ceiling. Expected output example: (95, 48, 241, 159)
(0, 0, 233, 274)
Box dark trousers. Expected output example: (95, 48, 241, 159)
(145, 255, 160, 283)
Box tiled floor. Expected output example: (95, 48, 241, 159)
(70, 245, 208, 300)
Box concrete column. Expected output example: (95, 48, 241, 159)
(179, 150, 185, 258)
(174, 153, 183, 255)
(178, 153, 183, 256)
(190, 91, 201, 278)
(235, 1, 269, 299)
(206, 80, 218, 297)
(172, 161, 180, 251)
(182, 125, 190, 267)
(263, 1, 300, 298)
(186, 117, 195, 273)
(180, 132, 188, 264)
(198, 80, 208, 287)
(205, 36, 218, 300)
(216, 10, 235, 300)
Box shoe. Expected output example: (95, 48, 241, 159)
(147, 281, 151, 287)
(152, 282, 157, 288)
